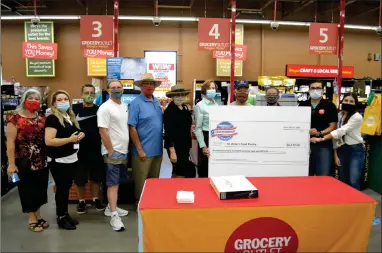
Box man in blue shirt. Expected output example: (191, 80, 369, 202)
(129, 73, 163, 201)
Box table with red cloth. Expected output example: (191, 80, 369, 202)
(138, 176, 376, 252)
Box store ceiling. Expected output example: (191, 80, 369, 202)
(1, 0, 381, 25)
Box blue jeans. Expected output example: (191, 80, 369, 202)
(309, 143, 333, 176)
(337, 143, 365, 190)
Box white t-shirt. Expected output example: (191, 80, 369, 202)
(97, 99, 129, 155)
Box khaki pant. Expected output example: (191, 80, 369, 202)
(132, 155, 163, 200)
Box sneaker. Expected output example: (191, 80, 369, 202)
(104, 205, 129, 217)
(92, 199, 106, 212)
(76, 201, 87, 215)
(110, 214, 125, 232)
(57, 216, 76, 230)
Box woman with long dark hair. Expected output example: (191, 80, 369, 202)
(6, 89, 49, 232)
(310, 93, 364, 190)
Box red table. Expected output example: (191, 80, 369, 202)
(138, 176, 376, 252)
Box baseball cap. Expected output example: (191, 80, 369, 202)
(234, 80, 249, 89)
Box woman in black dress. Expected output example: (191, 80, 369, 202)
(6, 88, 49, 232)
(164, 85, 194, 178)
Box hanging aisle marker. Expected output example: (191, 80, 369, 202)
(80, 16, 114, 50)
(198, 18, 230, 51)
(309, 23, 338, 55)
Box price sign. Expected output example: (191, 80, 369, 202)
(309, 23, 338, 55)
(80, 16, 114, 50)
(198, 18, 230, 51)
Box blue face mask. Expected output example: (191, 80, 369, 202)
(206, 90, 216, 99)
(309, 90, 322, 100)
(57, 102, 70, 112)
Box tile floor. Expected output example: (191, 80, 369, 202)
(1, 154, 381, 252)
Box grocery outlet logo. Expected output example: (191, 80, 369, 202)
(211, 121, 238, 141)
(225, 217, 299, 253)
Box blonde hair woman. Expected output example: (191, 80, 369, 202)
(44, 90, 85, 230)
(6, 88, 49, 232)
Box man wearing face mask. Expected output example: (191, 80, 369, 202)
(129, 73, 163, 201)
(231, 80, 252, 106)
(265, 87, 280, 106)
(72, 84, 106, 215)
(98, 80, 129, 231)
(299, 81, 338, 176)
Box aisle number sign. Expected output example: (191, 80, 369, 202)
(24, 21, 55, 77)
(216, 24, 244, 77)
(309, 23, 338, 55)
(80, 16, 114, 50)
(198, 18, 230, 51)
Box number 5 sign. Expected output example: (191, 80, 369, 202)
(309, 23, 338, 55)
(198, 18, 230, 51)
(80, 16, 114, 50)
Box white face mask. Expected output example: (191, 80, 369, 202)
(309, 90, 322, 99)
(173, 96, 185, 106)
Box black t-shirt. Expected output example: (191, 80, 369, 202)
(299, 98, 338, 145)
(45, 114, 80, 159)
(72, 103, 102, 161)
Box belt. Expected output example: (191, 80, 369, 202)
(103, 157, 128, 165)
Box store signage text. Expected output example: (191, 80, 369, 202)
(148, 63, 175, 71)
(80, 16, 114, 50)
(83, 49, 114, 58)
(286, 64, 354, 78)
(198, 18, 230, 51)
(213, 45, 247, 60)
(22, 42, 58, 60)
(309, 23, 338, 55)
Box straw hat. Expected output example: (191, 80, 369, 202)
(134, 73, 162, 88)
(165, 85, 191, 97)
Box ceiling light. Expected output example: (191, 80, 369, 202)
(1, 15, 379, 31)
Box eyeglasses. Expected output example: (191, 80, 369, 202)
(310, 87, 323, 90)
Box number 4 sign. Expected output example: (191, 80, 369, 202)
(80, 16, 114, 50)
(309, 23, 338, 55)
(198, 18, 230, 51)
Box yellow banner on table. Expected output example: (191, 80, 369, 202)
(216, 24, 244, 77)
(141, 203, 375, 252)
(87, 58, 106, 76)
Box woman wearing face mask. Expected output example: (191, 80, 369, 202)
(310, 93, 364, 190)
(164, 85, 193, 178)
(194, 80, 218, 178)
(45, 90, 85, 230)
(6, 89, 49, 232)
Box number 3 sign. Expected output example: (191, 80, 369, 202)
(309, 23, 338, 55)
(80, 16, 114, 50)
(198, 18, 230, 51)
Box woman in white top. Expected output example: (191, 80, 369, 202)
(194, 79, 218, 177)
(310, 93, 364, 190)
(45, 90, 85, 230)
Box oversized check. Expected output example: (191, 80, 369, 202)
(208, 106, 311, 177)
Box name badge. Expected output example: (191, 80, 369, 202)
(73, 144, 80, 149)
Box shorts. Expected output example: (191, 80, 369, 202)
(74, 160, 105, 186)
(104, 151, 128, 187)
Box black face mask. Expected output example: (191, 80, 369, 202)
(342, 103, 356, 111)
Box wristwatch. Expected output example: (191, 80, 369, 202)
(319, 131, 324, 138)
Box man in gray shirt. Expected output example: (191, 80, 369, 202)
(230, 80, 251, 106)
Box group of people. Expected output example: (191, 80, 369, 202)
(6, 74, 365, 233)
